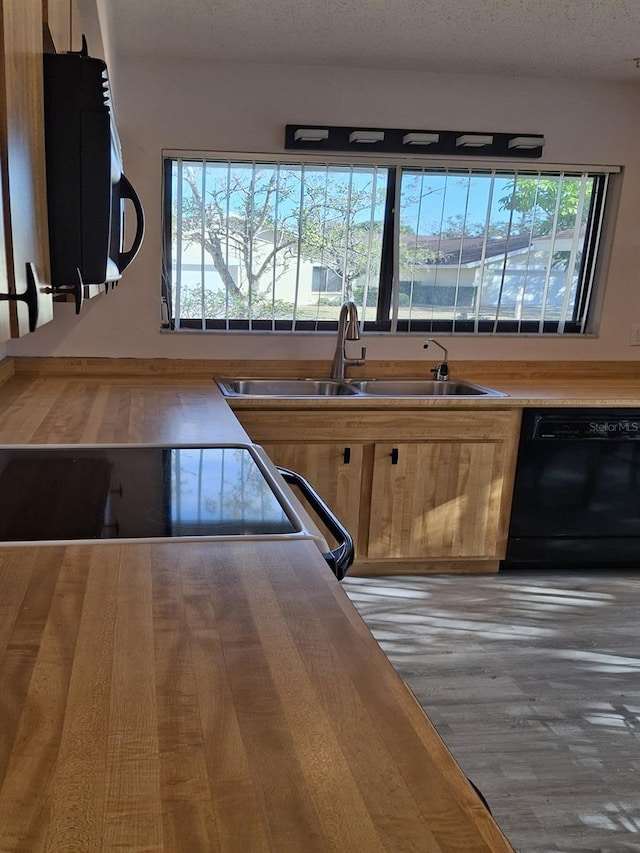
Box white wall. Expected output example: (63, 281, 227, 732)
(9, 58, 640, 362)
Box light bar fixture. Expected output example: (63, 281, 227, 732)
(403, 132, 440, 145)
(508, 135, 545, 149)
(285, 125, 545, 158)
(294, 128, 329, 142)
(349, 130, 385, 144)
(456, 134, 494, 147)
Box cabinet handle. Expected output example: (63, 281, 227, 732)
(343, 447, 351, 464)
(276, 466, 354, 580)
(43, 267, 84, 315)
(0, 262, 40, 332)
(391, 448, 399, 465)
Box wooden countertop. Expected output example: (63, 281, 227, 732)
(224, 377, 640, 410)
(0, 374, 251, 445)
(4, 357, 640, 411)
(0, 372, 512, 851)
(0, 540, 511, 851)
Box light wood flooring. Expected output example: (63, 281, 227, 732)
(343, 570, 640, 853)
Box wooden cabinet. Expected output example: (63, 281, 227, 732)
(368, 440, 508, 560)
(43, 0, 82, 53)
(261, 442, 364, 553)
(237, 406, 521, 575)
(0, 0, 53, 336)
(42, 0, 72, 52)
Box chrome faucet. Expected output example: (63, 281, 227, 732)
(424, 338, 449, 380)
(331, 301, 366, 381)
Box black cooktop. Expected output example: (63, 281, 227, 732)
(0, 445, 297, 543)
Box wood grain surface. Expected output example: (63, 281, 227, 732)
(367, 440, 505, 560)
(42, 0, 72, 52)
(4, 357, 640, 407)
(0, 375, 251, 445)
(7, 356, 640, 381)
(0, 0, 53, 334)
(0, 540, 513, 851)
(344, 571, 640, 852)
(0, 374, 513, 849)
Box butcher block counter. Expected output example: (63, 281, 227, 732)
(6, 355, 640, 409)
(0, 368, 513, 851)
(0, 540, 512, 851)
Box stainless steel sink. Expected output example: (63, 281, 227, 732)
(216, 378, 360, 397)
(347, 379, 508, 397)
(216, 376, 507, 398)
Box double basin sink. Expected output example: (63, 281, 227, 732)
(217, 377, 508, 398)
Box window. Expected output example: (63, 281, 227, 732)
(163, 155, 614, 334)
(312, 266, 343, 293)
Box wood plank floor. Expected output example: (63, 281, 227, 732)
(343, 570, 640, 853)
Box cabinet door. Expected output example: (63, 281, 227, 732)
(0, 0, 53, 336)
(368, 441, 506, 559)
(261, 442, 363, 553)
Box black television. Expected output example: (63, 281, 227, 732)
(43, 39, 144, 296)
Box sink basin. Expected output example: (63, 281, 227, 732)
(216, 376, 507, 398)
(347, 379, 507, 397)
(217, 378, 360, 397)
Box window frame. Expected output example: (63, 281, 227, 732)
(161, 149, 620, 336)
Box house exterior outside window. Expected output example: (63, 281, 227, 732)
(162, 154, 616, 335)
(311, 266, 343, 294)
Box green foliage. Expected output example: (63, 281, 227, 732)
(352, 283, 379, 307)
(498, 177, 593, 236)
(178, 284, 294, 321)
(177, 163, 386, 316)
(435, 215, 506, 239)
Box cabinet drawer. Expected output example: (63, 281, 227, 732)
(237, 408, 518, 442)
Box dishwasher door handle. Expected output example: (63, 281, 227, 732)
(276, 466, 354, 581)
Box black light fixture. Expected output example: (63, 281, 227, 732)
(285, 125, 545, 158)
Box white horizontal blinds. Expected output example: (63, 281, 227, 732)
(170, 157, 386, 330)
(397, 166, 602, 332)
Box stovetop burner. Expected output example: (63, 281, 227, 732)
(0, 444, 299, 543)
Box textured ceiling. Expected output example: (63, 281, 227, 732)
(108, 0, 640, 81)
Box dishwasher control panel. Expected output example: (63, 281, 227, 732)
(532, 411, 640, 440)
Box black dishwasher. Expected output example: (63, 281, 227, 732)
(502, 408, 640, 569)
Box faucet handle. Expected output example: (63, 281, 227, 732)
(359, 346, 367, 361)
